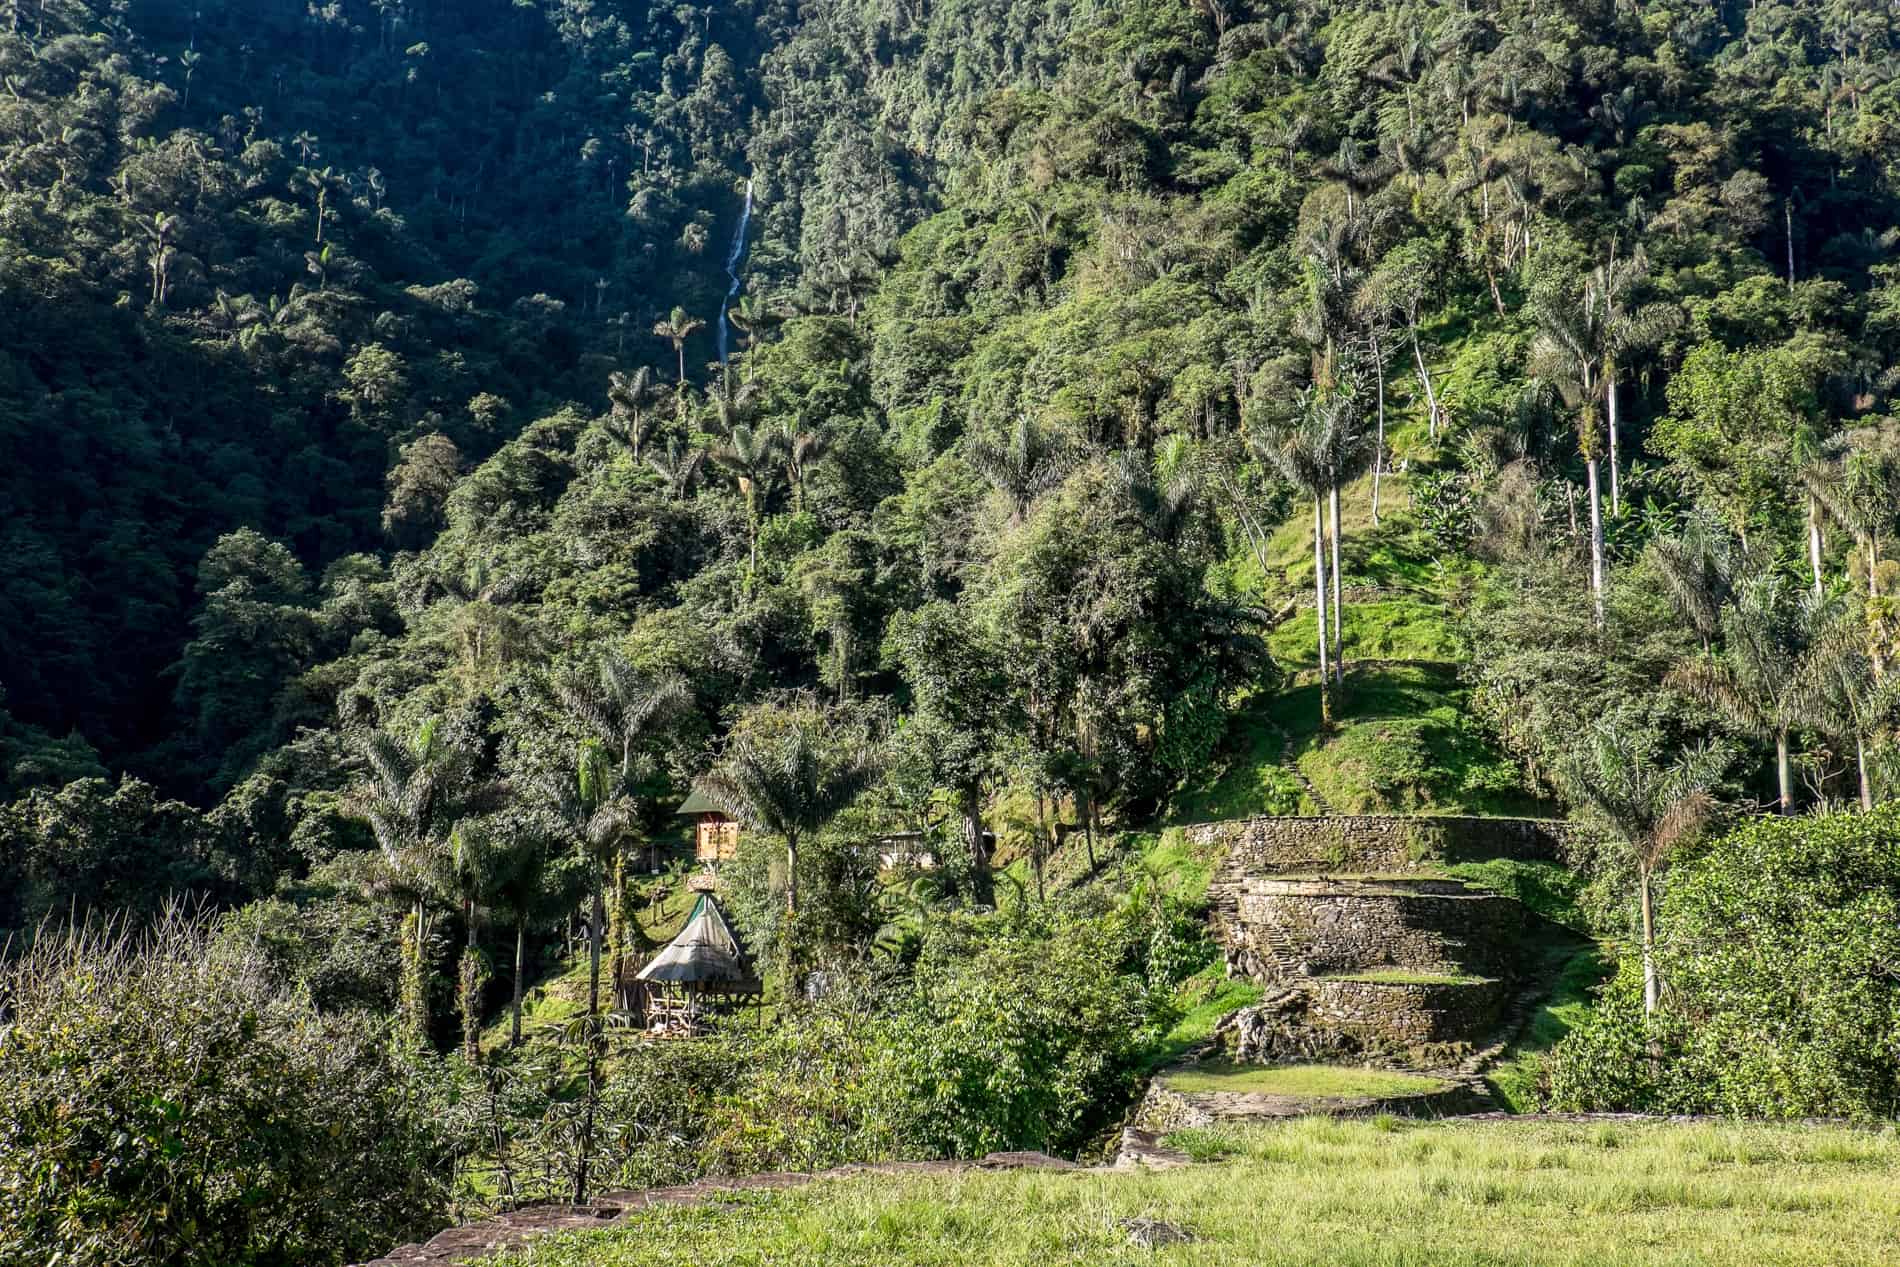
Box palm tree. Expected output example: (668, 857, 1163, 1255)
(538, 739, 637, 1204)
(1115, 434, 1205, 545)
(349, 719, 504, 1047)
(653, 306, 705, 386)
(549, 655, 689, 997)
(701, 378, 758, 438)
(1530, 275, 1612, 624)
(552, 653, 691, 782)
(694, 724, 878, 970)
(484, 813, 583, 1049)
(1317, 386, 1377, 685)
(1646, 511, 1745, 651)
(646, 438, 705, 501)
(968, 415, 1075, 525)
(1805, 428, 1900, 601)
(1596, 250, 1678, 517)
(1349, 285, 1396, 521)
(1253, 394, 1339, 721)
(1669, 571, 1831, 814)
(604, 367, 658, 461)
(1561, 715, 1729, 1015)
(1362, 240, 1444, 439)
(711, 424, 786, 571)
(727, 294, 773, 380)
(1790, 611, 1886, 811)
(778, 419, 832, 513)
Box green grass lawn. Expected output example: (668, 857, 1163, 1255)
(1162, 1061, 1449, 1098)
(1268, 668, 1549, 818)
(489, 1117, 1900, 1266)
(1267, 599, 1465, 670)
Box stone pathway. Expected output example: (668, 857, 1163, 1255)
(1265, 717, 1333, 816)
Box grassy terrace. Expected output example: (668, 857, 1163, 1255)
(1160, 1061, 1449, 1098)
(490, 1118, 1900, 1266)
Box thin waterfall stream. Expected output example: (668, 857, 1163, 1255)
(717, 179, 754, 367)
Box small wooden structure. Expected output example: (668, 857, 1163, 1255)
(676, 789, 739, 865)
(634, 894, 761, 1034)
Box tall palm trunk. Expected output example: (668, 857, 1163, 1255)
(1808, 495, 1824, 599)
(1605, 371, 1621, 518)
(1776, 729, 1794, 815)
(1586, 458, 1606, 626)
(784, 835, 799, 918)
(1410, 326, 1439, 438)
(1638, 864, 1658, 1015)
(1858, 734, 1873, 811)
(608, 852, 627, 1011)
(1371, 356, 1386, 523)
(1313, 494, 1331, 724)
(1329, 485, 1344, 687)
(961, 783, 993, 908)
(573, 883, 605, 1204)
(459, 905, 482, 1065)
(510, 915, 526, 1048)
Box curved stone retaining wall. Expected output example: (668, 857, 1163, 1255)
(1132, 1071, 1489, 1130)
(1188, 814, 1569, 877)
(1232, 880, 1530, 980)
(1305, 977, 1510, 1047)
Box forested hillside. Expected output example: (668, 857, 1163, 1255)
(8, 0, 1900, 1260)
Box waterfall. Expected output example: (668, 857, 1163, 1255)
(717, 179, 754, 367)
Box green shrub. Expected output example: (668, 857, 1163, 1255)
(1542, 807, 1900, 1117)
(540, 902, 1166, 1191)
(0, 915, 459, 1267)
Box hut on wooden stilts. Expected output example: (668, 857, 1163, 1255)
(635, 894, 761, 1034)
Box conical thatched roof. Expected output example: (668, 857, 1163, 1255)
(635, 895, 760, 991)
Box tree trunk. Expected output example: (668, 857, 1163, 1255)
(784, 835, 799, 917)
(511, 916, 526, 1048)
(1329, 485, 1344, 687)
(459, 947, 482, 1065)
(1809, 495, 1824, 599)
(1410, 326, 1440, 438)
(586, 884, 603, 1028)
(1858, 733, 1873, 811)
(1776, 729, 1793, 815)
(1032, 791, 1048, 903)
(573, 883, 604, 1204)
(609, 851, 627, 1012)
(1371, 356, 1386, 524)
(1586, 457, 1605, 626)
(1639, 864, 1659, 1016)
(1605, 371, 1621, 519)
(1785, 199, 1796, 290)
(781, 833, 802, 995)
(961, 783, 994, 908)
(1313, 494, 1331, 724)
(1086, 797, 1102, 877)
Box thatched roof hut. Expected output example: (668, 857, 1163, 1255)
(634, 894, 761, 1032)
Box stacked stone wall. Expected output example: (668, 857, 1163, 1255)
(1232, 881, 1530, 980)
(1189, 814, 1569, 878)
(1305, 977, 1511, 1047)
